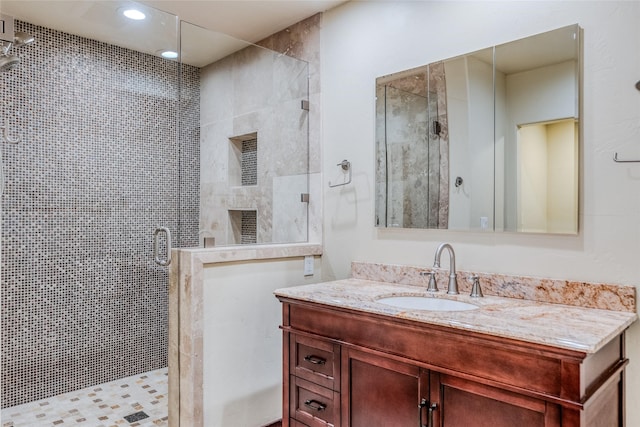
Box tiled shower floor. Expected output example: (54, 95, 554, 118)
(1, 368, 168, 427)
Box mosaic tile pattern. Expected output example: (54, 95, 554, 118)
(241, 210, 257, 244)
(1, 368, 168, 426)
(178, 64, 201, 249)
(241, 138, 258, 186)
(1, 21, 199, 408)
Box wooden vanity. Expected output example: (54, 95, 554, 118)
(276, 276, 637, 427)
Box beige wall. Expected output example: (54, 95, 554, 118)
(518, 124, 549, 232)
(546, 120, 579, 233)
(517, 119, 578, 234)
(199, 46, 309, 245)
(198, 14, 323, 247)
(320, 1, 640, 424)
(201, 256, 322, 426)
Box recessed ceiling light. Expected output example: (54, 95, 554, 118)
(159, 50, 178, 59)
(123, 9, 146, 20)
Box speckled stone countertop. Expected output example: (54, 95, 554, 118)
(275, 278, 638, 354)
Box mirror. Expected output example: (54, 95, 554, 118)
(375, 24, 580, 234)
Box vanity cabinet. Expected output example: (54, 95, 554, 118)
(345, 348, 429, 426)
(279, 299, 628, 427)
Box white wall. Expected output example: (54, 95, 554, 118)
(201, 257, 322, 426)
(320, 0, 640, 423)
(504, 60, 578, 229)
(445, 55, 494, 231)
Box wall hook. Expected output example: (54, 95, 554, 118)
(328, 159, 352, 188)
(1, 117, 22, 144)
(613, 152, 640, 163)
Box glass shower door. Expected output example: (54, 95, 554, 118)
(180, 21, 310, 248)
(1, 1, 181, 408)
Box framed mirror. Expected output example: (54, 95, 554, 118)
(375, 24, 581, 234)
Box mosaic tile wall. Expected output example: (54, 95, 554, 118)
(0, 21, 199, 408)
(241, 138, 258, 186)
(241, 210, 257, 244)
(178, 64, 201, 248)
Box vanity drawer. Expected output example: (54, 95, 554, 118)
(290, 376, 340, 427)
(291, 334, 340, 390)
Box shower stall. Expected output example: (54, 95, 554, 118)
(0, 7, 197, 409)
(1, 1, 312, 422)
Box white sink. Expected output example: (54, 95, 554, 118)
(376, 296, 479, 311)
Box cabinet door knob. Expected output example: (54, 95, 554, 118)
(304, 399, 327, 411)
(303, 354, 326, 365)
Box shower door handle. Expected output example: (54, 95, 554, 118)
(153, 227, 172, 266)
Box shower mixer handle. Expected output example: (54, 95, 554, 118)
(153, 226, 172, 266)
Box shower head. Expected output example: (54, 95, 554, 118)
(13, 32, 35, 47)
(0, 54, 20, 72)
(0, 31, 34, 72)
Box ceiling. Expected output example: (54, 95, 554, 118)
(1, 0, 347, 67)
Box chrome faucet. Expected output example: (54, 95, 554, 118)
(433, 243, 458, 295)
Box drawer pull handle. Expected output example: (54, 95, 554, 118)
(303, 355, 326, 365)
(419, 399, 437, 427)
(304, 399, 327, 411)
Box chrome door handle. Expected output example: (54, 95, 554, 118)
(153, 226, 172, 266)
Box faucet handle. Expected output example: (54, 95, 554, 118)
(468, 275, 483, 298)
(421, 271, 438, 292)
(426, 271, 438, 292)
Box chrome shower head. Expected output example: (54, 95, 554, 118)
(0, 54, 20, 72)
(13, 31, 35, 47)
(0, 31, 34, 72)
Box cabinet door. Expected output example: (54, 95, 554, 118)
(432, 373, 561, 427)
(342, 348, 429, 427)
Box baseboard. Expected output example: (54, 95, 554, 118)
(262, 420, 282, 427)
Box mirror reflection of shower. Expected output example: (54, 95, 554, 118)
(1, 22, 35, 72)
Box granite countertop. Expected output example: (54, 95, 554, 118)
(275, 278, 638, 354)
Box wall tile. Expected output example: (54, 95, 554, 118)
(1, 21, 199, 407)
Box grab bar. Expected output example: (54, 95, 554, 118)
(153, 226, 172, 266)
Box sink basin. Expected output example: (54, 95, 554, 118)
(376, 296, 479, 311)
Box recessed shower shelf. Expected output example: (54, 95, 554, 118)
(229, 132, 258, 186)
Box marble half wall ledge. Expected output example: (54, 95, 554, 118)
(174, 242, 322, 265)
(351, 261, 636, 313)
